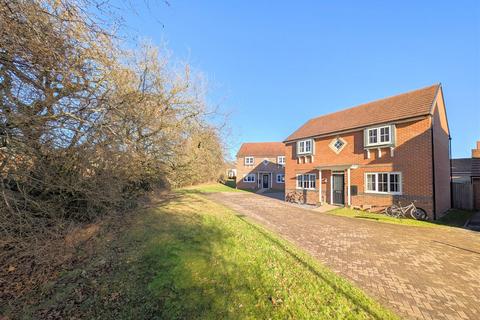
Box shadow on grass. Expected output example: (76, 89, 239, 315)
(93, 195, 260, 319)
(354, 216, 380, 221)
(46, 192, 393, 319)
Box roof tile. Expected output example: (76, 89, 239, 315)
(237, 142, 285, 157)
(285, 84, 440, 142)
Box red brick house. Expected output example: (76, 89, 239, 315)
(236, 142, 285, 191)
(284, 84, 451, 220)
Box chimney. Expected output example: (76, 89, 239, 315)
(473, 141, 480, 158)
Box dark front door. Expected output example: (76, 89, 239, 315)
(332, 174, 345, 205)
(262, 174, 269, 189)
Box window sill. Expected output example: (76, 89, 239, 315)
(364, 191, 402, 196)
(296, 187, 316, 191)
(296, 153, 313, 156)
(364, 143, 394, 149)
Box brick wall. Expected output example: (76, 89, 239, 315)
(236, 155, 285, 190)
(285, 117, 439, 219)
(472, 141, 480, 158)
(431, 90, 452, 217)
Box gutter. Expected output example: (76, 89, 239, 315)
(283, 114, 430, 143)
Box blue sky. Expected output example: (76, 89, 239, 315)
(116, 0, 479, 159)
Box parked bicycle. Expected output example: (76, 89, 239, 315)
(385, 201, 428, 220)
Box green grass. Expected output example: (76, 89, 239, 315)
(327, 207, 473, 228)
(435, 209, 475, 227)
(180, 182, 247, 193)
(25, 191, 397, 319)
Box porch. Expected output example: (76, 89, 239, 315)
(315, 164, 359, 207)
(256, 171, 273, 190)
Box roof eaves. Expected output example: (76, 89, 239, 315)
(283, 113, 430, 143)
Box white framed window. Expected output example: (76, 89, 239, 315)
(244, 156, 254, 165)
(365, 172, 402, 194)
(276, 173, 285, 183)
(277, 156, 285, 165)
(297, 139, 313, 155)
(296, 173, 316, 190)
(243, 174, 255, 183)
(365, 125, 393, 147)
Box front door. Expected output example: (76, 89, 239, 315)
(332, 174, 345, 205)
(262, 174, 269, 189)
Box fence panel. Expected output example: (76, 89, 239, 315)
(452, 182, 474, 210)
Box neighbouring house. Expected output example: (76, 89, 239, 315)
(226, 168, 237, 179)
(452, 141, 480, 209)
(236, 142, 285, 191)
(283, 84, 451, 220)
(224, 161, 237, 179)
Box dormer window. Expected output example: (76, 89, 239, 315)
(297, 139, 313, 155)
(245, 156, 254, 165)
(277, 156, 285, 165)
(365, 125, 394, 147)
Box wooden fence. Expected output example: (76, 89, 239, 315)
(452, 182, 474, 210)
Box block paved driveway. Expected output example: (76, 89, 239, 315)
(206, 192, 480, 320)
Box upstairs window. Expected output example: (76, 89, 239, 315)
(277, 156, 285, 165)
(365, 125, 393, 147)
(297, 139, 313, 155)
(244, 156, 254, 165)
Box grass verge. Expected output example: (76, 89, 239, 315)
(327, 207, 473, 228)
(18, 190, 397, 319)
(180, 182, 247, 193)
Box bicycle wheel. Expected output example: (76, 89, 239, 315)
(410, 207, 427, 220)
(385, 205, 399, 217)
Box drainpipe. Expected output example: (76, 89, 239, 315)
(430, 121, 437, 220)
(449, 136, 453, 209)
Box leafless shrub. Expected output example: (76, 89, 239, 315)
(0, 0, 226, 266)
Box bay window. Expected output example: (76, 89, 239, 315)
(297, 139, 313, 155)
(365, 125, 393, 147)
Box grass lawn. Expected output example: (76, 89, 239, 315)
(435, 209, 475, 227)
(22, 189, 397, 319)
(327, 207, 473, 228)
(180, 181, 247, 193)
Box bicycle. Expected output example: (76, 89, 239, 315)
(385, 201, 428, 220)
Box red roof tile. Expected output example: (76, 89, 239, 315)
(285, 84, 440, 142)
(236, 142, 285, 157)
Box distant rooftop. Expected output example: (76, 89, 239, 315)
(236, 142, 285, 157)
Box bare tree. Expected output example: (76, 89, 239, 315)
(0, 0, 226, 265)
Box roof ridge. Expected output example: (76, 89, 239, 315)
(307, 83, 440, 122)
(241, 141, 283, 144)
